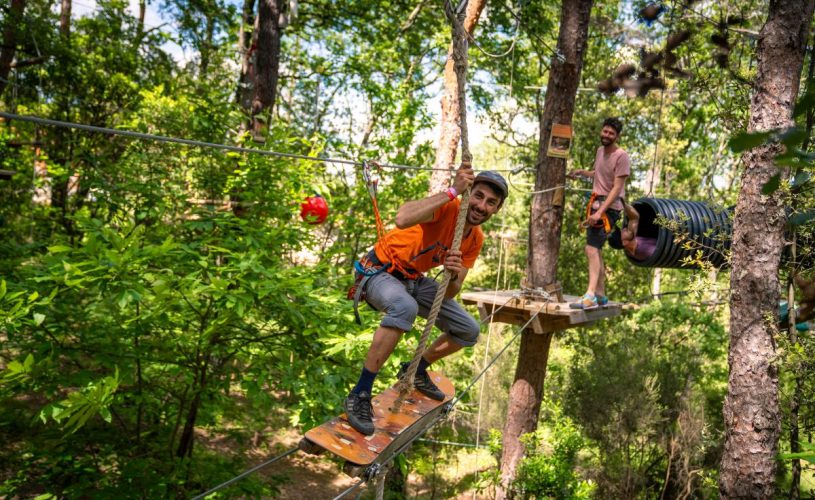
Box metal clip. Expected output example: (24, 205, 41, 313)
(362, 160, 380, 199)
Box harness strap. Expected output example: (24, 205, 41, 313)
(584, 193, 612, 233)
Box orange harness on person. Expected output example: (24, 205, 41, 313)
(583, 193, 612, 233)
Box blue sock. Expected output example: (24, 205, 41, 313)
(351, 367, 378, 395)
(417, 357, 431, 374)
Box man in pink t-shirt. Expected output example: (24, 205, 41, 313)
(567, 117, 630, 309)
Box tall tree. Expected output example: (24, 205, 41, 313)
(719, 0, 815, 496)
(60, 0, 71, 38)
(497, 0, 594, 496)
(250, 0, 285, 138)
(0, 0, 26, 98)
(428, 0, 486, 193)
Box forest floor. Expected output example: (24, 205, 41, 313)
(259, 426, 496, 499)
(199, 392, 499, 498)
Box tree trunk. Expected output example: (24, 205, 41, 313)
(236, 0, 257, 115)
(719, 0, 814, 497)
(497, 1, 593, 497)
(0, 0, 25, 98)
(251, 0, 283, 139)
(428, 0, 486, 194)
(60, 0, 71, 39)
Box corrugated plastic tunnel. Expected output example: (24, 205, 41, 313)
(627, 198, 733, 269)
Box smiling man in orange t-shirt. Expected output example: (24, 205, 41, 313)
(344, 164, 508, 435)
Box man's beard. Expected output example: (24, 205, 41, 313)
(600, 137, 613, 146)
(467, 206, 488, 226)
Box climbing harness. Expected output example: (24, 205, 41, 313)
(582, 192, 612, 233)
(348, 251, 391, 324)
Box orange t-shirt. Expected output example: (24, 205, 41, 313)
(374, 199, 484, 275)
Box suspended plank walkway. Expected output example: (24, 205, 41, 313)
(461, 290, 623, 333)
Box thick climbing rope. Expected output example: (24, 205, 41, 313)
(394, 0, 473, 408)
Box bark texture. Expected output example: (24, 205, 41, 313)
(251, 0, 283, 136)
(236, 0, 257, 113)
(428, 0, 486, 194)
(496, 0, 593, 497)
(719, 0, 814, 497)
(0, 0, 26, 98)
(60, 0, 71, 38)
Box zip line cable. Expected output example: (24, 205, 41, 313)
(191, 446, 299, 500)
(0, 112, 516, 174)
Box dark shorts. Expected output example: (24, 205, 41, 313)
(586, 207, 621, 249)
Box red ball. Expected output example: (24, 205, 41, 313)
(300, 195, 329, 224)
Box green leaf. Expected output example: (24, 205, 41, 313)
(47, 245, 73, 253)
(778, 127, 807, 147)
(789, 209, 815, 226)
(794, 90, 815, 117)
(792, 170, 812, 188)
(729, 131, 774, 153)
(33, 313, 45, 326)
(761, 174, 781, 195)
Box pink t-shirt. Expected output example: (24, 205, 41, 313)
(592, 146, 630, 211)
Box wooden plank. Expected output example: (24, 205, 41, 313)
(461, 289, 623, 332)
(303, 372, 453, 470)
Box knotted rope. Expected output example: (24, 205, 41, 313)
(393, 0, 473, 409)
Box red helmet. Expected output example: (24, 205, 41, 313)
(300, 195, 329, 224)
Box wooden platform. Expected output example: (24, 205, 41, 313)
(301, 371, 454, 476)
(461, 290, 623, 333)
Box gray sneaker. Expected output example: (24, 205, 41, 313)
(398, 362, 446, 401)
(343, 391, 374, 435)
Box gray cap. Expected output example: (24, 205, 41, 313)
(474, 170, 508, 201)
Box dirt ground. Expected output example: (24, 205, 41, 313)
(249, 427, 497, 499)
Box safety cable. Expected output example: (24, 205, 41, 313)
(332, 478, 367, 500)
(452, 308, 540, 406)
(0, 112, 517, 173)
(417, 437, 488, 449)
(191, 446, 299, 499)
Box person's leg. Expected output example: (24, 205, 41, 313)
(354, 272, 418, 389)
(414, 276, 480, 363)
(595, 248, 606, 297)
(585, 245, 600, 296)
(363, 326, 404, 373)
(395, 277, 481, 400)
(345, 272, 419, 435)
(423, 333, 464, 364)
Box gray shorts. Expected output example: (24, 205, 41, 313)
(363, 271, 481, 347)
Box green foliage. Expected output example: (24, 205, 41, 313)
(514, 403, 595, 499)
(38, 368, 120, 434)
(560, 300, 727, 498)
(780, 441, 815, 464)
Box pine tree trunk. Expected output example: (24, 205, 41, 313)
(60, 0, 71, 38)
(428, 0, 486, 194)
(0, 0, 25, 98)
(236, 0, 257, 114)
(719, 0, 814, 496)
(496, 1, 593, 497)
(251, 0, 283, 138)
